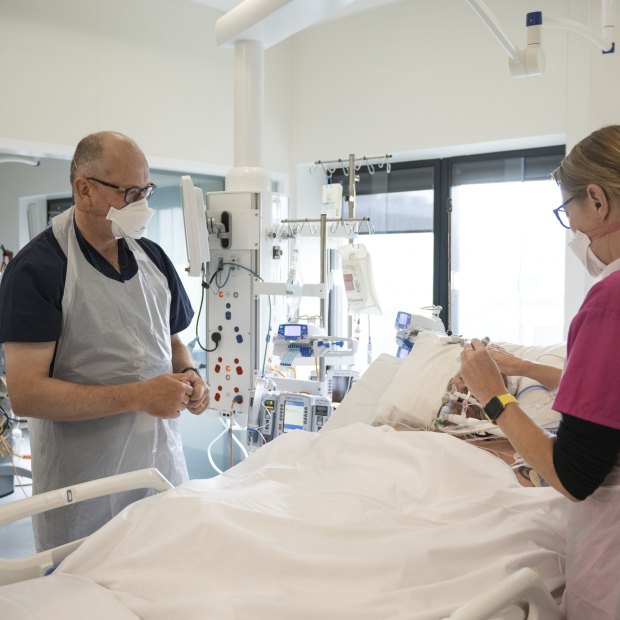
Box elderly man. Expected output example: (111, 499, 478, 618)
(0, 131, 210, 550)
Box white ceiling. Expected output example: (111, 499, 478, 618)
(191, 0, 405, 20)
(192, 0, 240, 10)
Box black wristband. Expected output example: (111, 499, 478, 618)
(181, 366, 200, 375)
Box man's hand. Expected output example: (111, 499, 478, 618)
(180, 369, 211, 415)
(141, 374, 195, 419)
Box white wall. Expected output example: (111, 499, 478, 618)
(290, 0, 571, 218)
(563, 0, 620, 326)
(0, 0, 292, 247)
(287, 0, 619, 332)
(1, 0, 619, 331)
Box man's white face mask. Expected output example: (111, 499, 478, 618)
(106, 198, 154, 239)
(568, 229, 607, 278)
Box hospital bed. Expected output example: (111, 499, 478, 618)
(0, 333, 568, 619)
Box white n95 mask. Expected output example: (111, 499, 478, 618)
(106, 198, 154, 239)
(568, 229, 607, 278)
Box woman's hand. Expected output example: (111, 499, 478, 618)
(459, 338, 507, 404)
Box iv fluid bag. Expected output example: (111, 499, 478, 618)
(322, 183, 342, 218)
(286, 238, 303, 321)
(338, 243, 382, 315)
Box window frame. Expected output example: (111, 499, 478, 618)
(327, 145, 565, 334)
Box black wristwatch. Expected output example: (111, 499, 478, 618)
(483, 394, 518, 425)
(181, 366, 200, 376)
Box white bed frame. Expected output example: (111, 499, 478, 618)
(0, 468, 563, 619)
(0, 468, 172, 586)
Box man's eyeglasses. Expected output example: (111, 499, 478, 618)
(553, 196, 575, 229)
(87, 177, 156, 205)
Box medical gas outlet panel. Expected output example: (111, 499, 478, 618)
(205, 191, 288, 418)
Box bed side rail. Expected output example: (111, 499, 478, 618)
(0, 468, 173, 586)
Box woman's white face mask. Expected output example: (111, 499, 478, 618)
(568, 219, 620, 277)
(568, 229, 607, 277)
(106, 198, 154, 239)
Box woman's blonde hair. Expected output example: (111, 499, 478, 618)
(553, 125, 620, 203)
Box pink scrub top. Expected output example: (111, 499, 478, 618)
(553, 262, 620, 619)
(554, 268, 620, 430)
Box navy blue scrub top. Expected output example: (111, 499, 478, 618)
(0, 223, 194, 344)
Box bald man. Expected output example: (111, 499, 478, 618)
(0, 131, 210, 550)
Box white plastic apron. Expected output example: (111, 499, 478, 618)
(29, 207, 188, 551)
(562, 261, 620, 619)
(563, 460, 620, 619)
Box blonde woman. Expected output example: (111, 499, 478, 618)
(459, 125, 620, 620)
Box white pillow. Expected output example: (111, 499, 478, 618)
(322, 354, 402, 431)
(371, 332, 566, 434)
(373, 332, 463, 429)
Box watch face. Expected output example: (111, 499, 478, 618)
(484, 394, 517, 423)
(484, 397, 504, 421)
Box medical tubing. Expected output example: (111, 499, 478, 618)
(0, 434, 30, 498)
(215, 265, 233, 289)
(515, 384, 549, 399)
(207, 425, 228, 475)
(194, 272, 210, 351)
(232, 424, 248, 460)
(262, 297, 272, 378)
(231, 412, 250, 459)
(227, 400, 235, 467)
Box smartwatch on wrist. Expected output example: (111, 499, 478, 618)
(181, 366, 200, 376)
(483, 394, 518, 424)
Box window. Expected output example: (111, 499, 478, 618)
(323, 146, 565, 368)
(449, 148, 565, 344)
(329, 163, 439, 363)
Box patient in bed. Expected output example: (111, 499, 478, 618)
(323, 331, 566, 487)
(441, 342, 561, 422)
(436, 343, 563, 486)
(326, 332, 565, 438)
(0, 333, 570, 620)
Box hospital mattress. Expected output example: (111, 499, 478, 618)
(0, 423, 568, 619)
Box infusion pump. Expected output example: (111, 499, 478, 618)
(251, 392, 333, 445)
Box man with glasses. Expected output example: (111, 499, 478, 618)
(0, 131, 210, 551)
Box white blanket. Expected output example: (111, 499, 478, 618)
(0, 424, 568, 619)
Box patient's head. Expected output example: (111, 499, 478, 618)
(442, 371, 514, 421)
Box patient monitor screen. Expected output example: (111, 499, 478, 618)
(283, 399, 305, 432)
(284, 324, 302, 338)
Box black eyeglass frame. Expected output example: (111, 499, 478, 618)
(87, 177, 157, 205)
(553, 196, 576, 229)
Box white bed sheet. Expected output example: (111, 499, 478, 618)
(0, 424, 568, 620)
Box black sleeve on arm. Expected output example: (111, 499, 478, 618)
(553, 414, 620, 500)
(0, 229, 66, 343)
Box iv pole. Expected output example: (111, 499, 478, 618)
(305, 153, 392, 372)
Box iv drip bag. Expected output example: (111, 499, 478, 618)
(338, 243, 382, 315)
